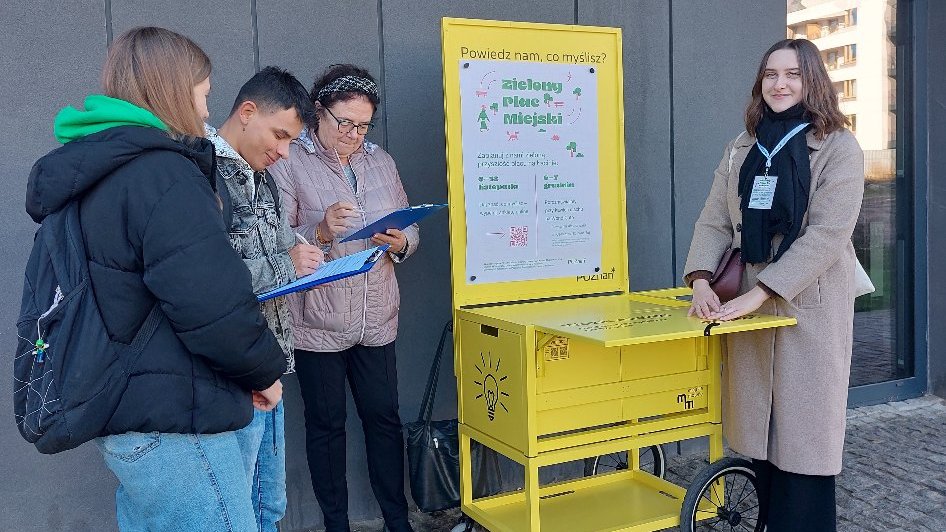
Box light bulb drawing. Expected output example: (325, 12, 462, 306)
(483, 373, 499, 420)
(474, 351, 509, 421)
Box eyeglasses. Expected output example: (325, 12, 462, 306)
(323, 106, 374, 135)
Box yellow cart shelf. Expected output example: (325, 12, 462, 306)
(465, 469, 684, 532)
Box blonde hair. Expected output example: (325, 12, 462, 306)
(745, 39, 849, 140)
(102, 27, 211, 138)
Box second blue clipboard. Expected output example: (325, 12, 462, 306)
(256, 244, 389, 302)
(339, 203, 447, 243)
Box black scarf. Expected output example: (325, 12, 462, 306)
(738, 103, 812, 264)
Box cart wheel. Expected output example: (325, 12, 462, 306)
(583, 444, 666, 478)
(680, 457, 763, 532)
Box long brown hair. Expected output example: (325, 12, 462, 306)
(744, 39, 848, 139)
(102, 27, 211, 138)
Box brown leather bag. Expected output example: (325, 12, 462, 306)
(710, 248, 744, 302)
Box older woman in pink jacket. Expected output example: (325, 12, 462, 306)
(269, 64, 417, 532)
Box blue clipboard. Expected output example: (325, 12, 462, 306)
(256, 244, 389, 302)
(339, 203, 447, 243)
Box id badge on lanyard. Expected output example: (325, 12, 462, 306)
(748, 122, 809, 210)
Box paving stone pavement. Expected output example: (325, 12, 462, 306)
(837, 396, 946, 532)
(330, 396, 946, 532)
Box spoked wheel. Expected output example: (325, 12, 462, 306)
(680, 457, 763, 532)
(583, 444, 666, 478)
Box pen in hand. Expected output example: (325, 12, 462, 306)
(291, 232, 323, 277)
(295, 232, 311, 245)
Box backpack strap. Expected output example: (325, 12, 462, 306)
(262, 170, 282, 220)
(129, 303, 164, 351)
(216, 170, 235, 230)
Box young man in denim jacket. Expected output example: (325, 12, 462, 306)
(207, 66, 322, 532)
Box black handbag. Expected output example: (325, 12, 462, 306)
(405, 321, 461, 512)
(405, 321, 503, 513)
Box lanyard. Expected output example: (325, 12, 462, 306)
(756, 122, 809, 175)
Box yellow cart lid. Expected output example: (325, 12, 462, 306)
(463, 293, 796, 347)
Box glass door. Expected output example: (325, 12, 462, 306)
(787, 0, 923, 403)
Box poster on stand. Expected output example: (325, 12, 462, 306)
(459, 60, 602, 284)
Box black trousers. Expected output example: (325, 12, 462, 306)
(752, 459, 837, 532)
(295, 343, 412, 532)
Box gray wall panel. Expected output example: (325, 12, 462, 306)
(0, 4, 116, 530)
(379, 0, 578, 415)
(670, 0, 786, 279)
(379, 0, 575, 510)
(256, 0, 386, 147)
(580, 0, 674, 290)
(927, 0, 946, 398)
(110, 1, 256, 125)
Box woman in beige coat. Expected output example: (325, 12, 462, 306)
(269, 64, 417, 532)
(684, 39, 863, 531)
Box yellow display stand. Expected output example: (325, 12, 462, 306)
(442, 18, 795, 531)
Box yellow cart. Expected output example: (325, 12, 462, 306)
(452, 290, 794, 531)
(441, 18, 796, 531)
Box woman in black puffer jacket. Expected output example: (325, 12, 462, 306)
(25, 27, 284, 532)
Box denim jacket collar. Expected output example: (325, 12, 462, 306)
(205, 124, 255, 181)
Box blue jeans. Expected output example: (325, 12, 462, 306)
(95, 430, 255, 532)
(235, 400, 287, 532)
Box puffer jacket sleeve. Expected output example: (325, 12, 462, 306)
(270, 158, 316, 242)
(388, 164, 419, 263)
(140, 159, 286, 391)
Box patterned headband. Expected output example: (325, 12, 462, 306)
(316, 75, 379, 101)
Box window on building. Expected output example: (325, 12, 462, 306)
(834, 80, 857, 101)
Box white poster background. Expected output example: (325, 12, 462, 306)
(460, 60, 602, 284)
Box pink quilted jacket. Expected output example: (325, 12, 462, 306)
(269, 130, 418, 352)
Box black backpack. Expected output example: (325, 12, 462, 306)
(14, 199, 162, 454)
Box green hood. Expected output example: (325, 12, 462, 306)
(54, 94, 169, 144)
